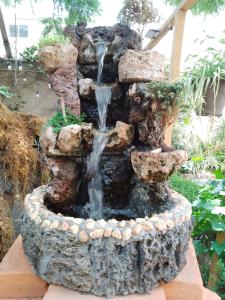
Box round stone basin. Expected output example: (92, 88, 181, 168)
(21, 186, 192, 298)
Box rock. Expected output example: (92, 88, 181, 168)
(100, 154, 132, 209)
(50, 67, 80, 115)
(104, 227, 112, 237)
(50, 220, 59, 229)
(78, 78, 95, 99)
(119, 220, 126, 228)
(41, 220, 51, 228)
(132, 224, 142, 236)
(131, 150, 188, 183)
(86, 221, 95, 230)
(57, 125, 82, 153)
(74, 218, 83, 225)
(59, 221, 70, 231)
(79, 230, 89, 242)
(90, 229, 104, 239)
(122, 227, 132, 241)
(81, 123, 94, 150)
(45, 158, 81, 207)
(39, 44, 78, 74)
(98, 219, 106, 227)
(106, 121, 134, 151)
(127, 82, 180, 147)
(70, 224, 79, 234)
(118, 50, 165, 82)
(112, 229, 122, 240)
(39, 126, 57, 152)
(130, 178, 172, 217)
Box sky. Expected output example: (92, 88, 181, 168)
(1, 0, 225, 70)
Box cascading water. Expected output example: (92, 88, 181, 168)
(87, 41, 111, 219)
(96, 41, 108, 84)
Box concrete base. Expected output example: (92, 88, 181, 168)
(0, 236, 48, 299)
(0, 236, 220, 300)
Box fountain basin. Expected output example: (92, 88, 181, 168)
(21, 186, 192, 298)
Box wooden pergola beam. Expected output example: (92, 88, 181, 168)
(0, 6, 12, 59)
(145, 0, 197, 50)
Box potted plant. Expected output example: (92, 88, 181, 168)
(182, 37, 225, 116)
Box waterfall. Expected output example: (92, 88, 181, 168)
(87, 42, 111, 219)
(96, 41, 108, 84)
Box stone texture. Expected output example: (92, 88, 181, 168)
(39, 44, 78, 74)
(40, 126, 57, 153)
(45, 158, 81, 207)
(127, 83, 179, 148)
(21, 208, 192, 298)
(131, 150, 188, 183)
(106, 121, 134, 151)
(50, 66, 80, 115)
(57, 125, 82, 153)
(64, 23, 141, 83)
(78, 78, 95, 99)
(119, 50, 165, 82)
(129, 178, 172, 217)
(100, 154, 132, 209)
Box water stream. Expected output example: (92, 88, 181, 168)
(87, 42, 111, 219)
(96, 41, 108, 84)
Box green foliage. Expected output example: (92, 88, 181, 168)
(1, 0, 101, 25)
(46, 110, 86, 133)
(169, 174, 200, 202)
(147, 81, 183, 106)
(41, 17, 63, 36)
(38, 34, 70, 48)
(214, 258, 225, 299)
(22, 46, 39, 64)
(165, 0, 225, 15)
(192, 179, 225, 246)
(118, 0, 159, 36)
(181, 36, 225, 115)
(62, 0, 101, 24)
(192, 180, 225, 299)
(0, 86, 14, 98)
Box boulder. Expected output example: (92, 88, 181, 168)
(81, 123, 94, 150)
(57, 125, 82, 153)
(118, 50, 165, 82)
(40, 126, 57, 152)
(106, 121, 134, 151)
(78, 78, 95, 99)
(127, 82, 179, 148)
(131, 150, 188, 183)
(45, 158, 81, 207)
(50, 67, 80, 115)
(129, 178, 172, 217)
(39, 44, 78, 74)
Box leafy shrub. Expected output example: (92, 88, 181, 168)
(22, 46, 39, 64)
(169, 174, 200, 202)
(38, 34, 70, 48)
(0, 86, 14, 98)
(46, 110, 86, 133)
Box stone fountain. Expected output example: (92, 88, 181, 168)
(21, 23, 192, 298)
